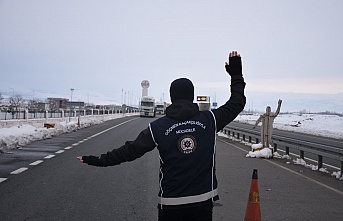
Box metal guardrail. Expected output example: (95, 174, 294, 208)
(222, 125, 343, 177)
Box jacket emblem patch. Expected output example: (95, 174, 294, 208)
(178, 135, 197, 154)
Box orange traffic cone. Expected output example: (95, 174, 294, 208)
(244, 169, 261, 221)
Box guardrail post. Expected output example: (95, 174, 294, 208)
(286, 146, 290, 155)
(300, 150, 304, 160)
(243, 134, 246, 141)
(255, 138, 259, 144)
(25, 109, 28, 121)
(237, 133, 240, 139)
(318, 155, 323, 169)
(340, 162, 343, 178)
(249, 136, 252, 143)
(273, 143, 278, 153)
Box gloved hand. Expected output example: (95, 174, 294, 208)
(225, 51, 242, 77)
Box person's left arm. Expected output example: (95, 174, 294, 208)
(213, 51, 246, 132)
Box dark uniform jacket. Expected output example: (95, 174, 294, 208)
(82, 56, 246, 209)
(150, 109, 218, 208)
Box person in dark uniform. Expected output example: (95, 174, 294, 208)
(77, 50, 246, 221)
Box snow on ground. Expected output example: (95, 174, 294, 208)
(0, 112, 342, 180)
(0, 113, 137, 153)
(235, 113, 343, 140)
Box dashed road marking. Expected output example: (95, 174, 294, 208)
(10, 167, 28, 175)
(2, 117, 139, 184)
(44, 155, 55, 159)
(29, 160, 43, 166)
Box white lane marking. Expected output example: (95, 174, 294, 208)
(3, 118, 139, 182)
(29, 160, 43, 166)
(44, 155, 55, 159)
(72, 143, 79, 146)
(56, 150, 65, 154)
(0, 178, 8, 183)
(218, 138, 343, 197)
(10, 167, 28, 175)
(90, 118, 138, 138)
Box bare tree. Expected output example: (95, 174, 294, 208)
(9, 94, 25, 111)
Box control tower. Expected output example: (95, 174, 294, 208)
(141, 80, 150, 97)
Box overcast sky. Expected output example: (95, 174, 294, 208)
(1, 0, 342, 110)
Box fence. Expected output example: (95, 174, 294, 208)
(0, 108, 137, 120)
(0, 108, 139, 129)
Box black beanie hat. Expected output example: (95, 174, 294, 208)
(170, 78, 194, 102)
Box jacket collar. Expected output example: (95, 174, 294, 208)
(166, 99, 199, 121)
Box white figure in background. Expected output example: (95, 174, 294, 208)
(253, 99, 282, 149)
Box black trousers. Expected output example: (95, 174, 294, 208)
(158, 203, 213, 221)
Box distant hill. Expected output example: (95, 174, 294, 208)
(244, 91, 343, 114)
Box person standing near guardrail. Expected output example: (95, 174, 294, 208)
(253, 99, 282, 149)
(77, 50, 246, 221)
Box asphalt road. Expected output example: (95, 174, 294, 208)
(0, 116, 342, 220)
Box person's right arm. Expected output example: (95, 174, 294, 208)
(77, 127, 156, 167)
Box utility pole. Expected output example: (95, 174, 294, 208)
(70, 88, 74, 121)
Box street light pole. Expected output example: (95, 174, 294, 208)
(70, 88, 74, 121)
